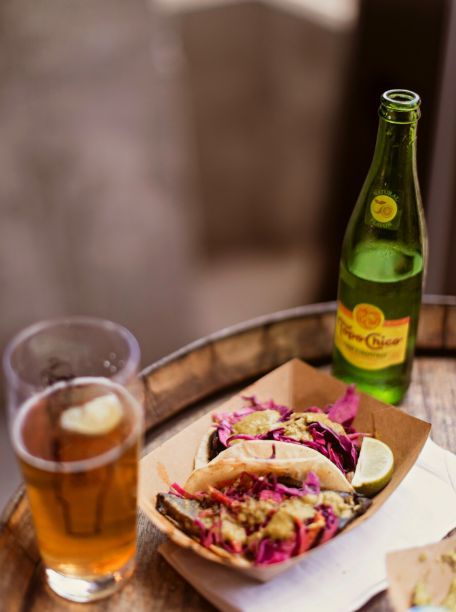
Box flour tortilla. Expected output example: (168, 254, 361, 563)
(194, 427, 215, 470)
(186, 448, 353, 494)
(195, 437, 352, 491)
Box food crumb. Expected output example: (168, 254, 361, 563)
(441, 577, 456, 610)
(411, 580, 431, 606)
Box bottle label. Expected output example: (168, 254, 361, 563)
(334, 302, 410, 370)
(370, 195, 397, 222)
(366, 191, 401, 229)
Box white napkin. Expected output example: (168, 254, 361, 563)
(160, 438, 456, 612)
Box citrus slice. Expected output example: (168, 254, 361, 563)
(352, 437, 394, 497)
(60, 393, 123, 435)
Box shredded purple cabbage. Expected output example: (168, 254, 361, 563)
(241, 396, 293, 419)
(226, 433, 269, 445)
(254, 537, 296, 565)
(318, 505, 340, 544)
(212, 387, 363, 475)
(170, 471, 349, 566)
(327, 385, 359, 428)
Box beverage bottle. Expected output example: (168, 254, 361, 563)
(332, 89, 427, 404)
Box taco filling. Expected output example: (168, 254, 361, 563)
(156, 471, 370, 566)
(208, 386, 363, 475)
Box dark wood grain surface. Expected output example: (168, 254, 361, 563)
(1, 298, 456, 611)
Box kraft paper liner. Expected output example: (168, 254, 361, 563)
(387, 533, 456, 611)
(139, 358, 431, 582)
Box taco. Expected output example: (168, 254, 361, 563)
(200, 439, 353, 489)
(195, 386, 363, 477)
(156, 456, 370, 567)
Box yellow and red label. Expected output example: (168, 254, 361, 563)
(334, 302, 409, 370)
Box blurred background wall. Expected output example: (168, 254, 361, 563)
(0, 0, 454, 506)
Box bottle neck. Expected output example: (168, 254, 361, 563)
(370, 117, 418, 188)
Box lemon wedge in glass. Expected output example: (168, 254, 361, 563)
(60, 393, 123, 435)
(352, 437, 394, 497)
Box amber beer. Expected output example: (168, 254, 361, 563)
(12, 378, 141, 595)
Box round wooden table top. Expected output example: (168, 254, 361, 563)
(2, 297, 456, 611)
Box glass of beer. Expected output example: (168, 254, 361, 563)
(3, 317, 143, 602)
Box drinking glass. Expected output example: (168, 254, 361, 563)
(3, 316, 143, 602)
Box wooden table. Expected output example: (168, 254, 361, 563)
(2, 297, 456, 611)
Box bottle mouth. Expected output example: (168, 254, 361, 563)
(382, 89, 420, 109)
(379, 89, 421, 123)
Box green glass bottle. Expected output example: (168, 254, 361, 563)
(332, 89, 427, 405)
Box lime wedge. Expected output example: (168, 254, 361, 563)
(352, 437, 394, 497)
(60, 393, 123, 435)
